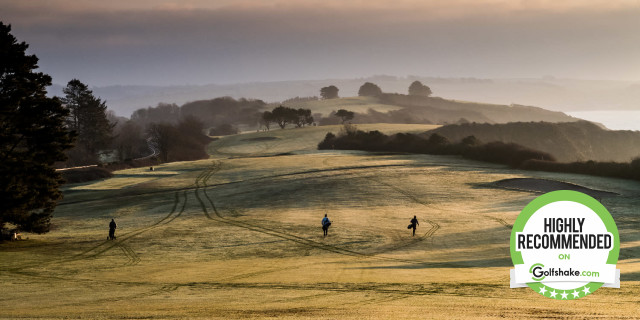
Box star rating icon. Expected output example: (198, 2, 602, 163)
(538, 286, 548, 295)
(537, 285, 592, 300)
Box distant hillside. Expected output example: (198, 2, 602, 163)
(281, 96, 402, 116)
(426, 121, 640, 162)
(378, 94, 577, 124)
(309, 94, 576, 125)
(124, 94, 577, 131)
(130, 97, 266, 130)
(48, 76, 640, 118)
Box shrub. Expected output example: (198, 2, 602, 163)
(209, 124, 239, 136)
(61, 167, 113, 184)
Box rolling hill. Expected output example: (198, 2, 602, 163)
(48, 76, 640, 118)
(426, 121, 640, 162)
(378, 94, 577, 124)
(282, 95, 577, 126)
(3, 124, 640, 318)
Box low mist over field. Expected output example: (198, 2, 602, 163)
(46, 77, 640, 123)
(5, 0, 638, 127)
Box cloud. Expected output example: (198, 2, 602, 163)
(1, 0, 639, 85)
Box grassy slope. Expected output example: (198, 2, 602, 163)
(377, 94, 577, 124)
(1, 124, 640, 319)
(279, 95, 576, 125)
(427, 121, 640, 162)
(280, 96, 403, 116)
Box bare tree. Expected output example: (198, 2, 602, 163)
(147, 123, 176, 163)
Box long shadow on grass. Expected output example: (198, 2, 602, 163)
(621, 272, 640, 281)
(349, 256, 512, 269)
(619, 244, 640, 261)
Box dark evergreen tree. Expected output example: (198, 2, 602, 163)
(61, 79, 113, 165)
(358, 82, 382, 97)
(0, 22, 75, 234)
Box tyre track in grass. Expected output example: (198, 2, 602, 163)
(3, 156, 457, 304)
(204, 168, 372, 257)
(2, 189, 189, 274)
(1, 188, 191, 304)
(194, 160, 463, 269)
(2, 185, 191, 302)
(368, 175, 513, 283)
(320, 154, 441, 255)
(358, 176, 441, 255)
(369, 173, 510, 237)
(70, 190, 183, 258)
(57, 164, 410, 207)
(117, 242, 141, 266)
(64, 189, 188, 263)
(196, 161, 375, 259)
(367, 173, 510, 279)
(480, 215, 512, 229)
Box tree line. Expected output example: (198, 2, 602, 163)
(0, 22, 211, 235)
(324, 80, 432, 99)
(0, 19, 437, 235)
(261, 106, 314, 130)
(2, 22, 75, 234)
(318, 125, 556, 168)
(318, 124, 640, 182)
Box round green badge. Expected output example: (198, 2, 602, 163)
(510, 190, 619, 300)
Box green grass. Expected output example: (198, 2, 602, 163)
(213, 123, 440, 156)
(2, 124, 640, 319)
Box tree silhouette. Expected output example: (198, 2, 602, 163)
(358, 82, 382, 97)
(461, 135, 480, 146)
(408, 81, 432, 96)
(294, 108, 314, 127)
(271, 105, 298, 129)
(112, 120, 146, 161)
(335, 109, 355, 124)
(0, 22, 75, 234)
(261, 111, 273, 131)
(147, 118, 209, 163)
(320, 85, 339, 99)
(147, 123, 176, 163)
(62, 79, 113, 165)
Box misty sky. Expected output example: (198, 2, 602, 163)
(2, 0, 639, 86)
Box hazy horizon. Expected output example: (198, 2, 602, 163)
(2, 0, 639, 87)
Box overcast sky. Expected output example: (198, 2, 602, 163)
(2, 0, 639, 86)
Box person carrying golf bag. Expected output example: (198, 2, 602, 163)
(109, 219, 117, 240)
(408, 215, 419, 236)
(321, 213, 331, 237)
